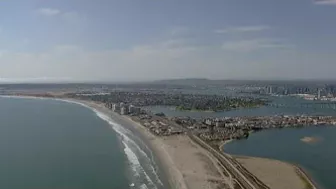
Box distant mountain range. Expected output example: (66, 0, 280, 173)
(1, 78, 336, 87)
(153, 78, 211, 85)
(152, 78, 336, 86)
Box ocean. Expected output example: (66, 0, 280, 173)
(0, 97, 166, 189)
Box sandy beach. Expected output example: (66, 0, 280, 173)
(76, 99, 232, 189)
(301, 136, 323, 144)
(233, 156, 311, 189)
(222, 139, 317, 189)
(80, 98, 315, 189)
(1, 95, 319, 189)
(0, 95, 231, 189)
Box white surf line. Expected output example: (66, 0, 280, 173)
(0, 95, 159, 188)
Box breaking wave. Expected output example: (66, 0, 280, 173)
(95, 110, 163, 189)
(0, 96, 164, 189)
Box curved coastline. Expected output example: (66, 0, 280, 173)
(221, 139, 319, 189)
(0, 94, 322, 189)
(0, 95, 172, 189)
(0, 95, 185, 189)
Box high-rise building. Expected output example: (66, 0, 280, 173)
(267, 86, 273, 94)
(112, 104, 120, 112)
(317, 89, 321, 99)
(120, 107, 128, 115)
(128, 105, 135, 114)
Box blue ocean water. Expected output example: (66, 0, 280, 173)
(0, 97, 165, 189)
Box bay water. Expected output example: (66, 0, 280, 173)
(148, 96, 336, 189)
(224, 127, 336, 189)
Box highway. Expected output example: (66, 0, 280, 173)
(189, 133, 269, 189)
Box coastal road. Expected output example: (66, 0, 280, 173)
(189, 133, 269, 189)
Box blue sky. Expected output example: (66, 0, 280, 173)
(1, 0, 336, 82)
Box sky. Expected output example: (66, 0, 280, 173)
(1, 0, 336, 82)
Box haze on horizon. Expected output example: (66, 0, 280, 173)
(1, 0, 336, 83)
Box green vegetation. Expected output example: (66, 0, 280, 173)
(175, 106, 215, 112)
(175, 98, 267, 112)
(68, 91, 269, 112)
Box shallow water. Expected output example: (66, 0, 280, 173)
(224, 126, 336, 189)
(148, 96, 336, 189)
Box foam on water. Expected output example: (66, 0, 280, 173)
(0, 96, 164, 189)
(133, 135, 163, 185)
(94, 111, 161, 189)
(122, 139, 155, 188)
(95, 112, 163, 186)
(140, 183, 150, 189)
(122, 141, 142, 178)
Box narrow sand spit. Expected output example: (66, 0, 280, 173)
(234, 156, 310, 189)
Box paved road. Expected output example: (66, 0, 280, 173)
(189, 134, 266, 189)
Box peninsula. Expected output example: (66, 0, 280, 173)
(4, 91, 321, 189)
(70, 91, 268, 112)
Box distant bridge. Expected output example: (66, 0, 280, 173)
(267, 102, 336, 109)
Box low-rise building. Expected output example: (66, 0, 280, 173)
(134, 107, 141, 115)
(205, 119, 212, 126)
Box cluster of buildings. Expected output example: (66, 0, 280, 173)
(200, 115, 336, 129)
(105, 102, 184, 136)
(137, 115, 184, 136)
(171, 115, 336, 142)
(259, 84, 336, 98)
(105, 102, 142, 115)
(72, 91, 267, 112)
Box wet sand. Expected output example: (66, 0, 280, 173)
(77, 100, 232, 189)
(3, 95, 317, 189)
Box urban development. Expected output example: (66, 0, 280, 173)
(2, 80, 335, 189)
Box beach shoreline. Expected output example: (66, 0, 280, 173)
(58, 98, 184, 189)
(47, 97, 321, 189)
(0, 95, 176, 189)
(72, 99, 234, 189)
(1, 95, 233, 189)
(0, 95, 321, 189)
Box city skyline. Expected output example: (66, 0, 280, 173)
(1, 0, 336, 82)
